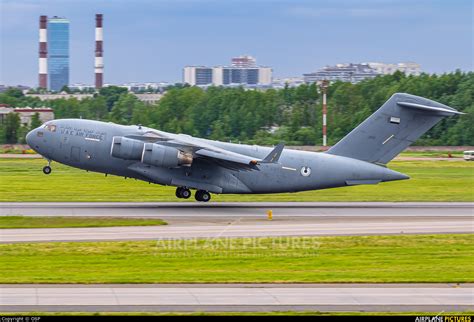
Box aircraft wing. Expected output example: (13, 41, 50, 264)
(125, 131, 283, 167)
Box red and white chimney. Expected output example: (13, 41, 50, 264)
(95, 14, 104, 89)
(39, 15, 48, 89)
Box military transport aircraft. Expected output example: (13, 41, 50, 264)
(26, 93, 463, 202)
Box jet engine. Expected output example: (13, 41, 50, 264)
(141, 143, 193, 168)
(110, 136, 144, 160)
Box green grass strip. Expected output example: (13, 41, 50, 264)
(0, 159, 473, 202)
(0, 216, 166, 229)
(1, 234, 472, 284)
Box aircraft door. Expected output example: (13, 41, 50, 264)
(71, 146, 81, 163)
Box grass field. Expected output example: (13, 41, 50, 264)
(398, 151, 464, 158)
(0, 216, 166, 229)
(1, 234, 472, 284)
(0, 158, 473, 202)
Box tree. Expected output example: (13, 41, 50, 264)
(30, 113, 42, 130)
(4, 88, 24, 98)
(4, 113, 20, 143)
(17, 126, 29, 144)
(110, 94, 145, 124)
(60, 85, 71, 93)
(0, 72, 471, 145)
(99, 86, 128, 110)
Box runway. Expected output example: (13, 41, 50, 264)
(1, 283, 472, 312)
(2, 202, 473, 217)
(0, 202, 472, 243)
(1, 203, 472, 313)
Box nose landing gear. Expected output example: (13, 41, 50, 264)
(42, 160, 52, 175)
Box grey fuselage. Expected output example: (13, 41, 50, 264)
(26, 119, 408, 194)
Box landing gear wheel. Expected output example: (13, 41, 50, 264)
(42, 166, 52, 175)
(181, 188, 191, 199)
(176, 187, 191, 199)
(195, 190, 211, 202)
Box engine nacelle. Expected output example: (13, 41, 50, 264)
(141, 143, 193, 168)
(110, 136, 144, 160)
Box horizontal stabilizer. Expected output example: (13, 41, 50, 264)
(397, 101, 465, 115)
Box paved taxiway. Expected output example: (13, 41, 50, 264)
(1, 283, 472, 312)
(0, 202, 472, 243)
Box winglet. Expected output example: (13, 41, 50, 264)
(262, 143, 285, 163)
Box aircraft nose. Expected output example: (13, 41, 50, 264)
(26, 128, 37, 148)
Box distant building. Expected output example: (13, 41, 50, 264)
(133, 93, 163, 104)
(183, 56, 273, 87)
(0, 106, 54, 127)
(183, 67, 213, 86)
(27, 93, 93, 101)
(15, 108, 55, 127)
(26, 92, 162, 104)
(0, 105, 12, 124)
(48, 16, 70, 91)
(304, 62, 422, 84)
(272, 77, 305, 89)
(303, 63, 379, 84)
(117, 82, 171, 92)
(366, 62, 421, 76)
(69, 83, 95, 92)
(0, 85, 31, 94)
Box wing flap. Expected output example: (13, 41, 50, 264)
(195, 148, 259, 166)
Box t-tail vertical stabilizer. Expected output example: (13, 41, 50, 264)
(327, 93, 464, 165)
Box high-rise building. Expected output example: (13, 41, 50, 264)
(183, 67, 214, 86)
(183, 56, 272, 87)
(48, 16, 70, 91)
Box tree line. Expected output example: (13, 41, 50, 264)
(0, 71, 472, 146)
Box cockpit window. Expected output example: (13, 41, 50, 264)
(44, 124, 56, 132)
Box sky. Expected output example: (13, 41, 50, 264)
(1, 0, 472, 86)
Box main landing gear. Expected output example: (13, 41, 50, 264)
(175, 187, 211, 202)
(175, 187, 191, 199)
(195, 190, 211, 202)
(42, 160, 52, 175)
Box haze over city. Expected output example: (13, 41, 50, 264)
(1, 0, 472, 86)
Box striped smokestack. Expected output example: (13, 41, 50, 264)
(39, 15, 48, 89)
(95, 14, 104, 89)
